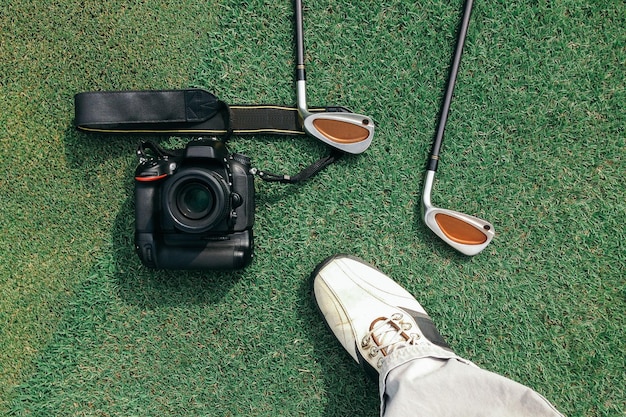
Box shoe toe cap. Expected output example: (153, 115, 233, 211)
(313, 255, 428, 316)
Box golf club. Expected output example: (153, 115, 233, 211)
(422, 0, 495, 256)
(294, 0, 375, 154)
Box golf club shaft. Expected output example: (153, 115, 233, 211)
(295, 0, 305, 69)
(294, 0, 308, 113)
(427, 0, 474, 172)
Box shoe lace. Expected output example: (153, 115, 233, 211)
(361, 313, 422, 367)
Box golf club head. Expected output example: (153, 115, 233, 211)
(422, 170, 494, 255)
(423, 206, 494, 255)
(302, 111, 375, 154)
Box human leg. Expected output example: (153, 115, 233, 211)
(311, 254, 564, 417)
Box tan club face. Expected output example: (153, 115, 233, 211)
(434, 213, 489, 245)
(302, 111, 374, 154)
(312, 118, 372, 144)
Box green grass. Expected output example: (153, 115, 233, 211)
(1, 0, 624, 416)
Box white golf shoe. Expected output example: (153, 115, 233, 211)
(311, 254, 454, 379)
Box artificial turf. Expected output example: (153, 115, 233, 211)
(1, 0, 624, 415)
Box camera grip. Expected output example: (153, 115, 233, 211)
(135, 182, 157, 233)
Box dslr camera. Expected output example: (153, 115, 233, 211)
(134, 138, 254, 269)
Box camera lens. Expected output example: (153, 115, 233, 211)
(178, 183, 214, 220)
(163, 169, 230, 233)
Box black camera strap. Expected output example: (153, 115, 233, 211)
(250, 150, 343, 184)
(136, 140, 182, 160)
(74, 89, 352, 137)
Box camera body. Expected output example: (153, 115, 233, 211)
(134, 139, 254, 269)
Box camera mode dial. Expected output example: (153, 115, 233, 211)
(135, 158, 176, 182)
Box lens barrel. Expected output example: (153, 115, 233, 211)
(163, 168, 230, 233)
